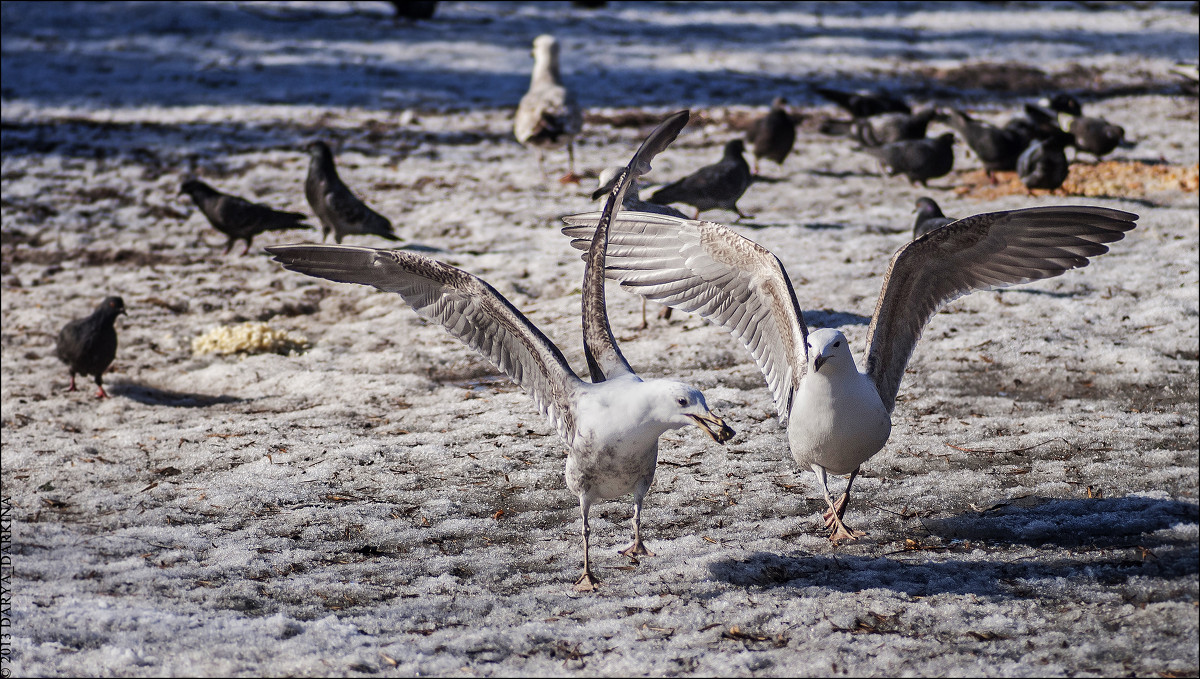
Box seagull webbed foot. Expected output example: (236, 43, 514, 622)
(618, 540, 655, 558)
(574, 570, 601, 592)
(558, 172, 583, 185)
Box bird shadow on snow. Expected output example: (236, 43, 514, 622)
(108, 382, 244, 408)
(708, 495, 1198, 598)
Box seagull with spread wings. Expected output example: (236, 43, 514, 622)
(562, 204, 1136, 541)
(270, 111, 732, 591)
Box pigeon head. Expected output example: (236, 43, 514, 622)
(914, 197, 944, 218)
(724, 139, 746, 157)
(304, 141, 333, 160)
(808, 328, 855, 374)
(646, 381, 734, 443)
(97, 296, 126, 319)
(1046, 93, 1083, 117)
(179, 179, 211, 198)
(935, 132, 956, 146)
(771, 96, 789, 109)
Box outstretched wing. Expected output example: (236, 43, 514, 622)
(582, 110, 690, 382)
(268, 245, 583, 441)
(562, 211, 808, 424)
(865, 206, 1137, 413)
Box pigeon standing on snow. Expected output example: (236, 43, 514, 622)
(863, 133, 956, 187)
(940, 108, 1028, 178)
(179, 179, 311, 255)
(1018, 130, 1074, 192)
(304, 141, 399, 244)
(514, 34, 584, 183)
(56, 296, 126, 399)
(912, 197, 954, 239)
(745, 96, 797, 175)
(849, 106, 937, 147)
(1044, 94, 1130, 161)
(649, 139, 753, 220)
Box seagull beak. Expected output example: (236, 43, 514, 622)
(813, 355, 828, 372)
(688, 412, 735, 444)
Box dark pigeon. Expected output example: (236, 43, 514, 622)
(814, 86, 911, 118)
(179, 179, 311, 255)
(1044, 95, 1129, 161)
(850, 106, 937, 147)
(649, 139, 753, 220)
(745, 96, 797, 174)
(56, 296, 125, 399)
(1003, 103, 1063, 150)
(1018, 130, 1074, 191)
(863, 132, 955, 187)
(912, 197, 954, 239)
(1068, 116, 1128, 161)
(304, 141, 399, 244)
(941, 108, 1028, 177)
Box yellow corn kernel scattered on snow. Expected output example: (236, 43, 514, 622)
(191, 322, 310, 357)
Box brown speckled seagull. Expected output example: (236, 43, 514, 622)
(270, 111, 732, 592)
(514, 34, 584, 184)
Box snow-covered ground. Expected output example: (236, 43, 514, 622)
(2, 1, 1197, 676)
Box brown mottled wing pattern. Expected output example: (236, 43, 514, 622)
(865, 206, 1137, 413)
(267, 245, 583, 441)
(563, 211, 808, 424)
(582, 110, 690, 382)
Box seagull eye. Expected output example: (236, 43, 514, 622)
(676, 397, 688, 407)
(833, 341, 840, 347)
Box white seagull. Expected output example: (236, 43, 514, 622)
(562, 205, 1137, 541)
(268, 111, 732, 591)
(514, 34, 584, 184)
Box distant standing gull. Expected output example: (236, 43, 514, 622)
(912, 197, 954, 239)
(649, 139, 753, 220)
(514, 34, 584, 184)
(304, 141, 399, 244)
(270, 111, 732, 592)
(745, 97, 797, 175)
(56, 296, 126, 399)
(180, 179, 311, 255)
(563, 205, 1136, 541)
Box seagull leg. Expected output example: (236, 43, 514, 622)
(558, 142, 582, 184)
(657, 305, 673, 322)
(823, 467, 860, 523)
(812, 464, 864, 542)
(619, 492, 655, 558)
(638, 298, 648, 330)
(574, 497, 600, 591)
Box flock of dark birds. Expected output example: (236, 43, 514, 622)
(45, 30, 1157, 590)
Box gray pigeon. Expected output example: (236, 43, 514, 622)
(850, 106, 937, 147)
(649, 139, 753, 220)
(941, 108, 1027, 177)
(912, 197, 954, 239)
(180, 179, 311, 255)
(514, 34, 584, 183)
(1017, 130, 1073, 191)
(56, 296, 125, 399)
(745, 97, 797, 175)
(863, 132, 956, 187)
(1044, 94, 1129, 161)
(304, 141, 398, 244)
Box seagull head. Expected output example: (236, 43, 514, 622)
(649, 381, 735, 444)
(808, 328, 855, 374)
